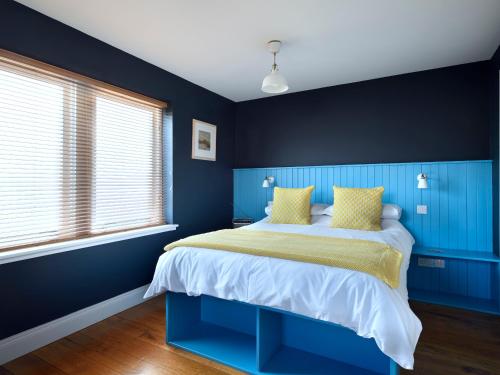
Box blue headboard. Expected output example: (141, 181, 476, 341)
(233, 160, 492, 252)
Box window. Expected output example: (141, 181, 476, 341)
(0, 50, 166, 252)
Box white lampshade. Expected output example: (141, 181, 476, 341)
(262, 176, 274, 188)
(261, 67, 288, 94)
(417, 173, 428, 189)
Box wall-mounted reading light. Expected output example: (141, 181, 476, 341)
(417, 173, 428, 189)
(262, 176, 275, 188)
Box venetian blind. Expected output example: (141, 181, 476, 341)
(0, 50, 166, 252)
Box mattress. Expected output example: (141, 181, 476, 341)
(145, 215, 422, 369)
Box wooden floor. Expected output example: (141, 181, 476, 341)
(1, 296, 499, 375)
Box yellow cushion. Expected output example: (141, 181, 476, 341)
(331, 186, 384, 231)
(270, 186, 315, 224)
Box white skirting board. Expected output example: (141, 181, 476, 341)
(0, 284, 153, 365)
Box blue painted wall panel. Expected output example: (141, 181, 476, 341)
(234, 160, 492, 252)
(234, 160, 495, 305)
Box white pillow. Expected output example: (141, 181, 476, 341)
(381, 204, 402, 220)
(311, 203, 329, 215)
(321, 205, 334, 216)
(321, 203, 402, 220)
(265, 202, 329, 216)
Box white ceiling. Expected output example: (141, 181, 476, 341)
(15, 0, 500, 102)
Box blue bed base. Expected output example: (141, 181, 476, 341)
(166, 292, 399, 374)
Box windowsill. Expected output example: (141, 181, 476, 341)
(0, 224, 178, 265)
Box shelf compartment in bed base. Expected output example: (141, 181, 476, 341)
(166, 292, 399, 374)
(166, 292, 258, 373)
(258, 308, 397, 375)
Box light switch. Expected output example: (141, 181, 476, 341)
(416, 205, 427, 215)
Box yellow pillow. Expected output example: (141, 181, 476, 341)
(331, 186, 384, 231)
(270, 186, 315, 225)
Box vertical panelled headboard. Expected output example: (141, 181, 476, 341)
(233, 160, 492, 252)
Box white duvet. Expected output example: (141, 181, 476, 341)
(145, 216, 422, 370)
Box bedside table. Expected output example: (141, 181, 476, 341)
(232, 218, 253, 228)
(408, 246, 500, 315)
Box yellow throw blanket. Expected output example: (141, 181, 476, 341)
(164, 229, 403, 288)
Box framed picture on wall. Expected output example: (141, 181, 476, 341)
(192, 119, 217, 161)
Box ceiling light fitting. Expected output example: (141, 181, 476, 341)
(261, 40, 289, 94)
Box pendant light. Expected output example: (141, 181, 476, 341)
(261, 40, 289, 94)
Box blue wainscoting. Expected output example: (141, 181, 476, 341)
(234, 160, 492, 251)
(234, 160, 499, 314)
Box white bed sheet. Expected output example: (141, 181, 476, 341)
(145, 216, 422, 369)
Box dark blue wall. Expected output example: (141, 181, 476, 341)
(490, 45, 500, 255)
(235, 62, 491, 168)
(1, 0, 498, 341)
(0, 0, 235, 339)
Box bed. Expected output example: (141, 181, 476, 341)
(145, 215, 422, 374)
